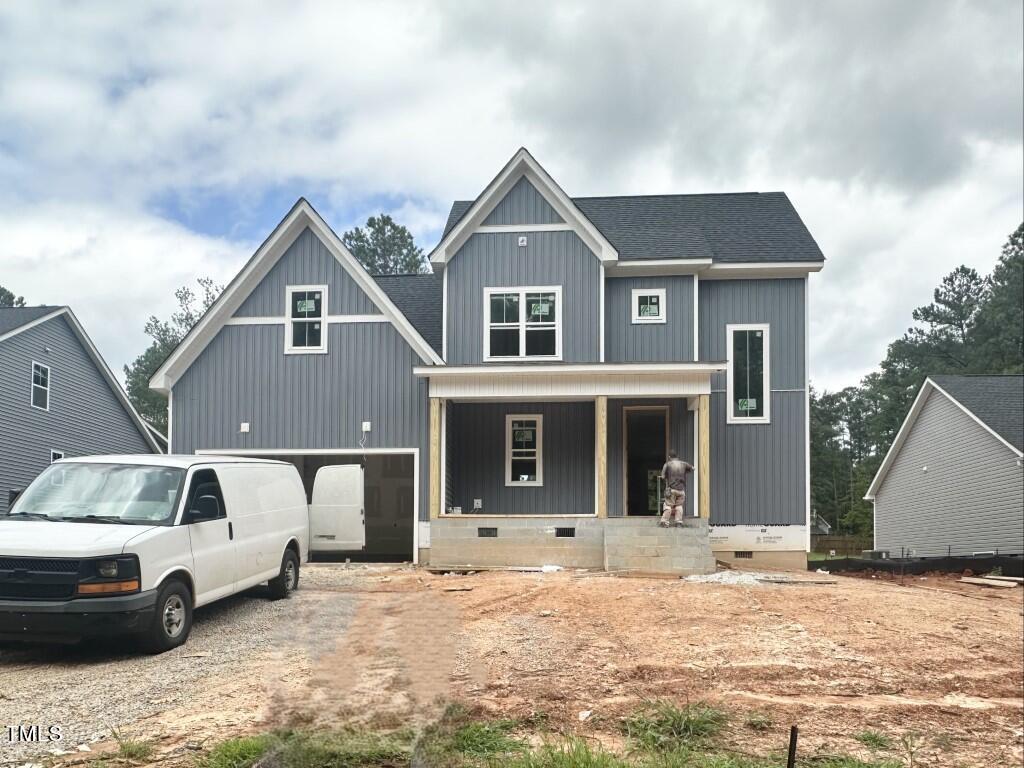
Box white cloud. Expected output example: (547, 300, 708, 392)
(0, 0, 1020, 386)
(0, 204, 248, 382)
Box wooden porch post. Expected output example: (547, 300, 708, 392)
(698, 394, 711, 519)
(429, 397, 442, 520)
(595, 395, 608, 518)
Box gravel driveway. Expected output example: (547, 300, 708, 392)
(0, 565, 370, 767)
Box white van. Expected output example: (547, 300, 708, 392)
(0, 455, 308, 653)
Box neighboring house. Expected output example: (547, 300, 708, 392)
(866, 375, 1024, 558)
(151, 148, 824, 569)
(0, 306, 163, 513)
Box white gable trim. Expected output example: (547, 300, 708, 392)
(150, 199, 443, 393)
(864, 378, 1023, 500)
(429, 148, 619, 266)
(1, 307, 163, 453)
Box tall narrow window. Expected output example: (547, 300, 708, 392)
(31, 362, 50, 411)
(484, 286, 561, 360)
(506, 414, 543, 486)
(285, 285, 328, 354)
(727, 324, 770, 423)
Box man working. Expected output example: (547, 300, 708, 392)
(659, 449, 694, 527)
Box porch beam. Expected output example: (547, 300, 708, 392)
(429, 397, 442, 519)
(698, 394, 710, 519)
(595, 395, 608, 518)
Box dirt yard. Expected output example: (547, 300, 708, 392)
(1, 564, 1021, 767)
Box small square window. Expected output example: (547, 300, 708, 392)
(631, 288, 667, 324)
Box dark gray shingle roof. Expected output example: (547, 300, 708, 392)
(0, 306, 62, 337)
(443, 191, 824, 263)
(372, 273, 443, 354)
(930, 375, 1024, 451)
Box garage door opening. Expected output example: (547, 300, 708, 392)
(215, 453, 415, 563)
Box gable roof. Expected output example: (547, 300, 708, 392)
(865, 374, 1024, 500)
(149, 199, 444, 393)
(0, 305, 63, 337)
(928, 375, 1023, 451)
(444, 191, 824, 264)
(0, 306, 163, 453)
(372, 273, 443, 354)
(429, 148, 619, 266)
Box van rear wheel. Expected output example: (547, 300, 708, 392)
(140, 579, 192, 654)
(268, 550, 299, 600)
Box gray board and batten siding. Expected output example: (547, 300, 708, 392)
(698, 278, 807, 526)
(482, 176, 564, 226)
(874, 388, 1024, 557)
(444, 231, 603, 365)
(0, 314, 153, 513)
(604, 275, 695, 363)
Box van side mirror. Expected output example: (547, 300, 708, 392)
(187, 494, 221, 522)
(8, 489, 22, 508)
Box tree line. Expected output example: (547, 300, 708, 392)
(811, 223, 1023, 536)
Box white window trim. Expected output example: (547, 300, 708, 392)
(631, 287, 667, 324)
(483, 286, 562, 362)
(50, 450, 64, 463)
(284, 285, 329, 355)
(30, 361, 50, 411)
(505, 413, 543, 487)
(726, 323, 771, 424)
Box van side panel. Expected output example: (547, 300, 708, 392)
(123, 526, 195, 593)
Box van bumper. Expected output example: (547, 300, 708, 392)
(0, 590, 158, 643)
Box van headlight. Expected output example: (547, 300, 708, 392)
(97, 560, 119, 578)
(76, 556, 141, 597)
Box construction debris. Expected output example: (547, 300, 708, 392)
(960, 577, 1019, 589)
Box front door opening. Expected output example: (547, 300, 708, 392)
(624, 408, 668, 516)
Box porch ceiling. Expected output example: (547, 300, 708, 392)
(413, 361, 725, 400)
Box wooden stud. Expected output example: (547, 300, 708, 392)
(698, 394, 711, 519)
(595, 395, 608, 518)
(429, 397, 441, 520)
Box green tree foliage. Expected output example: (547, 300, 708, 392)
(812, 223, 1024, 536)
(0, 285, 26, 307)
(123, 278, 222, 436)
(342, 214, 428, 275)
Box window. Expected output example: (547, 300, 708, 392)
(631, 288, 667, 324)
(31, 362, 50, 410)
(727, 324, 770, 423)
(50, 450, 64, 463)
(505, 414, 543, 486)
(285, 285, 328, 353)
(484, 286, 561, 360)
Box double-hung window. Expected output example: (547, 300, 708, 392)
(285, 285, 328, 354)
(631, 288, 666, 324)
(31, 362, 50, 411)
(726, 324, 770, 424)
(484, 286, 561, 361)
(506, 414, 543, 486)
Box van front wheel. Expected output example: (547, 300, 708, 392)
(268, 550, 299, 600)
(140, 579, 192, 653)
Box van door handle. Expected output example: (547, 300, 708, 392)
(228, 522, 233, 540)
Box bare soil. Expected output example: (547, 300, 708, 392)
(2, 565, 1021, 767)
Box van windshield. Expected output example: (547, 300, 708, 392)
(8, 463, 186, 525)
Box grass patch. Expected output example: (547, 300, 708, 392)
(195, 729, 412, 768)
(743, 712, 773, 732)
(503, 737, 630, 768)
(804, 757, 903, 768)
(623, 701, 728, 752)
(450, 720, 525, 758)
(109, 727, 154, 762)
(416, 703, 526, 766)
(853, 731, 893, 751)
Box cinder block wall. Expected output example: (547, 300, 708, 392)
(429, 516, 716, 575)
(430, 517, 605, 568)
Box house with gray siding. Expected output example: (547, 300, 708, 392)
(866, 375, 1024, 557)
(151, 148, 824, 569)
(1, 306, 162, 513)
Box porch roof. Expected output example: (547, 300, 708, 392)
(413, 361, 726, 400)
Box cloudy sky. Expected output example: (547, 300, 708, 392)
(1, 0, 1021, 391)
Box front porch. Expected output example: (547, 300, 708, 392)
(415, 362, 723, 574)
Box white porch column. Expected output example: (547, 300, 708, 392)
(595, 395, 608, 518)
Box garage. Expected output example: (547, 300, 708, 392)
(196, 450, 417, 563)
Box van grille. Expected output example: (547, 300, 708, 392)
(0, 557, 81, 600)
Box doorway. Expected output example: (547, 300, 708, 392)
(623, 407, 669, 516)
